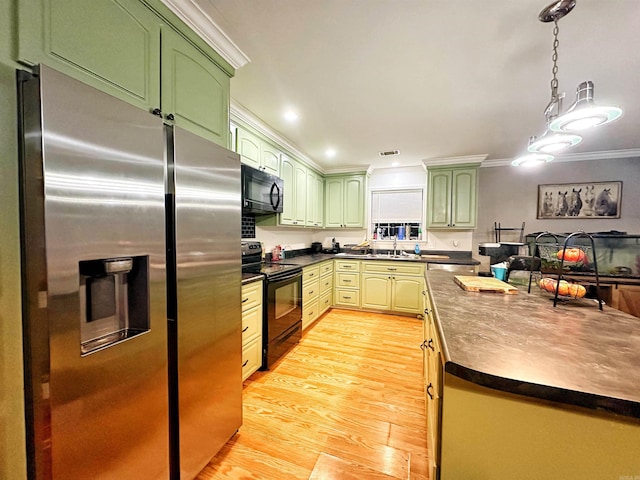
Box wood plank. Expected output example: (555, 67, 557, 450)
(453, 275, 519, 294)
(309, 452, 403, 480)
(196, 309, 429, 480)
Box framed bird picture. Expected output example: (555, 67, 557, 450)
(537, 181, 622, 219)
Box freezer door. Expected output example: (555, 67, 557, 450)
(171, 126, 242, 477)
(20, 65, 168, 479)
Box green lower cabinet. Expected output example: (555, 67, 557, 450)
(360, 262, 426, 315)
(361, 274, 392, 310)
(391, 276, 425, 314)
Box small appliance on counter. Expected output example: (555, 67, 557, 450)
(311, 242, 323, 254)
(322, 237, 341, 254)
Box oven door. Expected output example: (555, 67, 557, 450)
(264, 269, 302, 368)
(241, 164, 284, 214)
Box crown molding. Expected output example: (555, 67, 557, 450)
(422, 154, 488, 168)
(230, 100, 326, 173)
(161, 0, 250, 69)
(481, 148, 640, 167)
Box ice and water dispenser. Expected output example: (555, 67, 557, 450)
(79, 256, 150, 355)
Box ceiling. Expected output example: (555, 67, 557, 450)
(188, 0, 640, 171)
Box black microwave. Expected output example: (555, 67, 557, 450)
(241, 164, 284, 215)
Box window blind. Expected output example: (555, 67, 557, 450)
(371, 189, 423, 223)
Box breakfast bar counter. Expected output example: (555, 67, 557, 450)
(425, 270, 640, 480)
(427, 270, 640, 418)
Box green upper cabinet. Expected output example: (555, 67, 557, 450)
(161, 26, 229, 146)
(18, 0, 161, 111)
(236, 128, 261, 169)
(325, 174, 366, 228)
(18, 0, 232, 147)
(275, 154, 306, 226)
(427, 165, 478, 229)
(236, 128, 280, 176)
(305, 169, 323, 227)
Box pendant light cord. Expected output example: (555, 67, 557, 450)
(550, 20, 560, 100)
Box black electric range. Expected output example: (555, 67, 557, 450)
(241, 241, 303, 369)
(241, 241, 303, 279)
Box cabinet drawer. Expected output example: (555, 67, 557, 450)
(320, 274, 333, 294)
(335, 289, 360, 307)
(303, 279, 320, 303)
(241, 281, 262, 312)
(303, 265, 320, 284)
(302, 299, 319, 330)
(336, 272, 360, 288)
(242, 338, 262, 381)
(335, 260, 360, 272)
(319, 290, 332, 314)
(241, 305, 261, 345)
(319, 261, 334, 277)
(362, 261, 425, 276)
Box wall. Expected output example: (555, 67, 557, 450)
(0, 1, 28, 478)
(475, 157, 640, 268)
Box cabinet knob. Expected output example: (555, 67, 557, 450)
(151, 108, 162, 117)
(242, 326, 249, 333)
(165, 113, 175, 121)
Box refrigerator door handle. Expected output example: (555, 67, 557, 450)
(269, 182, 281, 211)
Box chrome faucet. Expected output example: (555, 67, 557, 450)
(392, 236, 397, 256)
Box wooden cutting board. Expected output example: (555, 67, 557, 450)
(454, 275, 519, 294)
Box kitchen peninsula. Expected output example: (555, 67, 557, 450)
(425, 270, 640, 479)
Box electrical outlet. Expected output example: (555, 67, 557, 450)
(452, 240, 460, 247)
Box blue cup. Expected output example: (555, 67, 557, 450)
(491, 266, 507, 281)
(397, 226, 405, 240)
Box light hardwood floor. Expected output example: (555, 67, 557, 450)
(197, 309, 429, 480)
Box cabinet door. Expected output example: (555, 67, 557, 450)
(18, 0, 161, 112)
(392, 276, 424, 314)
(361, 274, 392, 310)
(343, 175, 365, 227)
(279, 155, 296, 225)
(306, 170, 318, 226)
(161, 26, 230, 147)
(261, 143, 280, 176)
(315, 174, 325, 228)
(428, 170, 453, 228)
(325, 177, 345, 228)
(236, 128, 261, 169)
(451, 168, 477, 228)
(294, 163, 307, 225)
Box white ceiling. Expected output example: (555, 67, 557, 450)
(190, 0, 640, 171)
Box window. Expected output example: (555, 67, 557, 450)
(370, 188, 424, 240)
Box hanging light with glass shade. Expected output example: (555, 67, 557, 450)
(512, 0, 623, 167)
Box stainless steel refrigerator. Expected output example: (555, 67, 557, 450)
(18, 65, 242, 479)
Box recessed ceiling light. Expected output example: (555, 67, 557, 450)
(325, 148, 336, 158)
(284, 110, 298, 122)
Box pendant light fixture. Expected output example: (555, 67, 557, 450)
(512, 0, 623, 167)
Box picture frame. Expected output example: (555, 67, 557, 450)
(537, 181, 622, 219)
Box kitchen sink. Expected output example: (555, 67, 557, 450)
(334, 252, 421, 260)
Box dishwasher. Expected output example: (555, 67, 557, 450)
(427, 263, 477, 274)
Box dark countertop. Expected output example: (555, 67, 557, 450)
(270, 251, 480, 268)
(426, 270, 640, 419)
(241, 272, 264, 285)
